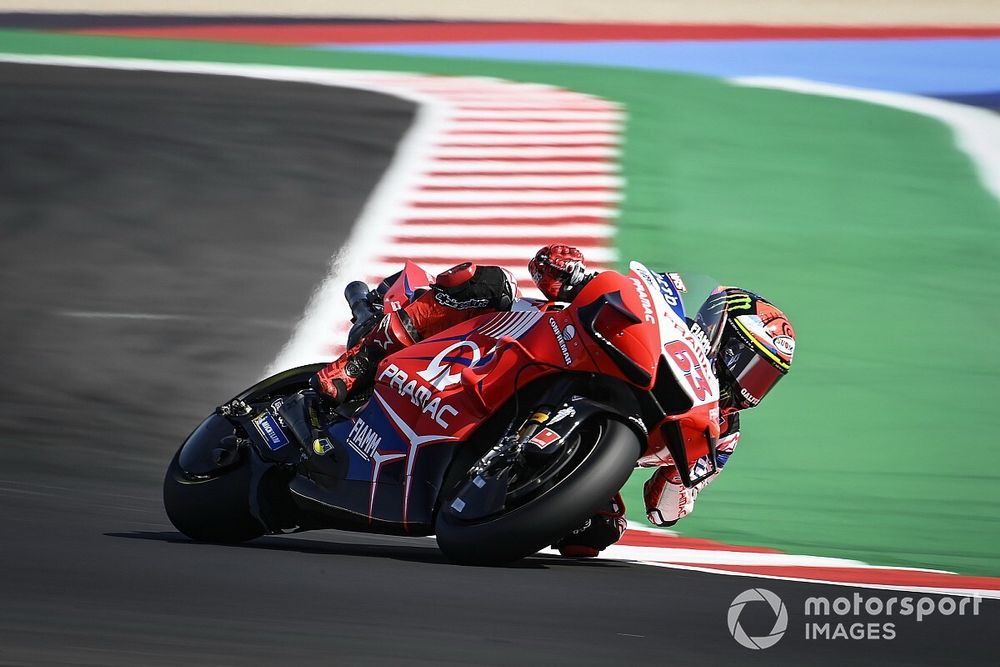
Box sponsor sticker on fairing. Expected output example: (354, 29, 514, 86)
(269, 398, 287, 427)
(416, 340, 481, 390)
(666, 272, 687, 293)
(312, 437, 335, 456)
(252, 413, 290, 451)
(548, 406, 576, 425)
(653, 272, 685, 319)
(631, 262, 685, 321)
(346, 417, 383, 460)
(629, 277, 657, 324)
(548, 317, 573, 365)
(529, 428, 561, 449)
(378, 363, 460, 428)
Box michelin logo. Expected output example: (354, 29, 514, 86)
(253, 413, 289, 451)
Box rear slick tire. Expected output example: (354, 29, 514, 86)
(163, 449, 265, 544)
(434, 418, 640, 566)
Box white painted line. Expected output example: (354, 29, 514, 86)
(439, 133, 619, 145)
(621, 521, 680, 538)
(431, 145, 619, 158)
(590, 545, 870, 568)
(426, 160, 620, 173)
(634, 561, 1000, 599)
(393, 223, 615, 238)
(410, 189, 621, 203)
(400, 206, 617, 219)
(734, 76, 1000, 205)
(417, 175, 623, 188)
(0, 56, 450, 105)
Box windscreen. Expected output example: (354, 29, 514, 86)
(673, 273, 727, 360)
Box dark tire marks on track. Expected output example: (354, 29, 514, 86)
(0, 62, 994, 666)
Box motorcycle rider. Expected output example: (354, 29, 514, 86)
(310, 245, 796, 558)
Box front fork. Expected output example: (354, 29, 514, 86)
(471, 375, 579, 475)
(448, 377, 589, 520)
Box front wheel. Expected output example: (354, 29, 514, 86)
(434, 418, 640, 565)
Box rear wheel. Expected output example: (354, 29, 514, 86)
(163, 415, 266, 544)
(434, 418, 640, 565)
(163, 448, 265, 543)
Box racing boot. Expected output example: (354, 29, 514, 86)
(552, 492, 627, 558)
(314, 311, 416, 404)
(643, 455, 724, 526)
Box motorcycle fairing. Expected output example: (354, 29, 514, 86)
(626, 262, 721, 480)
(290, 262, 725, 526)
(383, 260, 432, 312)
(287, 386, 460, 533)
(629, 261, 718, 409)
(292, 300, 593, 530)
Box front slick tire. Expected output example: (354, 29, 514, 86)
(163, 449, 265, 544)
(435, 419, 640, 566)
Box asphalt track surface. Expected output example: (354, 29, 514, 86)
(0, 63, 995, 666)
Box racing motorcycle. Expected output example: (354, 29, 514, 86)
(163, 261, 726, 565)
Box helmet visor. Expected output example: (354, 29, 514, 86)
(721, 337, 785, 409)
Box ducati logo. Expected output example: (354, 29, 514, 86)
(417, 341, 481, 390)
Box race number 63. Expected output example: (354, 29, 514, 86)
(664, 340, 710, 401)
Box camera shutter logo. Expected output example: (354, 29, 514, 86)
(727, 588, 788, 649)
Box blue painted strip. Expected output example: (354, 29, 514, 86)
(326, 38, 1000, 96)
(932, 90, 1000, 111)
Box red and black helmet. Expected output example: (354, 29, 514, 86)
(695, 288, 796, 411)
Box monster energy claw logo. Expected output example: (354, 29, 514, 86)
(706, 292, 752, 314)
(723, 293, 752, 311)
